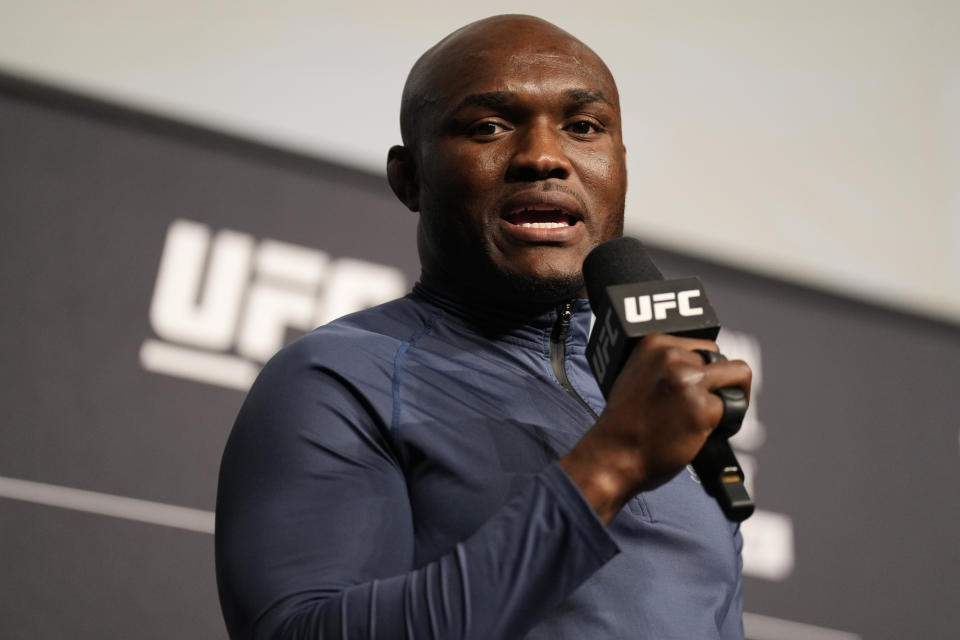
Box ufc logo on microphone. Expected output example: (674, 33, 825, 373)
(590, 308, 620, 382)
(624, 290, 704, 323)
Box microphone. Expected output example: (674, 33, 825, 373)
(583, 237, 754, 522)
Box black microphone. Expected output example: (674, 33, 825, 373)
(583, 237, 754, 522)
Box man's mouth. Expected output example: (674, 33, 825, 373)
(503, 206, 580, 229)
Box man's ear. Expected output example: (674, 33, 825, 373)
(387, 145, 420, 212)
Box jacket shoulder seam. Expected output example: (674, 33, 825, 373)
(390, 310, 443, 432)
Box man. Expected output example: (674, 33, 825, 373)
(216, 14, 751, 640)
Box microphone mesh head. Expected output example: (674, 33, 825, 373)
(583, 237, 663, 312)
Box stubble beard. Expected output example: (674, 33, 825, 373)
(483, 256, 585, 306)
(477, 211, 625, 307)
(421, 200, 624, 309)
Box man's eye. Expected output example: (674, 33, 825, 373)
(470, 122, 505, 137)
(568, 120, 601, 135)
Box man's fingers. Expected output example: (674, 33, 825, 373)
(643, 332, 719, 354)
(702, 359, 752, 405)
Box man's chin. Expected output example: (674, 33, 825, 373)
(486, 265, 586, 307)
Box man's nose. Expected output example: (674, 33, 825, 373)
(506, 120, 572, 181)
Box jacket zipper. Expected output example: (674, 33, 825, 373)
(550, 301, 599, 420)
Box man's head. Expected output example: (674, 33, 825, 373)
(388, 15, 627, 307)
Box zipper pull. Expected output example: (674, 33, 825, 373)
(552, 301, 573, 342)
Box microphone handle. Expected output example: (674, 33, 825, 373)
(692, 349, 755, 522)
(691, 434, 755, 522)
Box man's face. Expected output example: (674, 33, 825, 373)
(404, 23, 627, 304)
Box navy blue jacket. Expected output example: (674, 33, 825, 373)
(215, 277, 744, 639)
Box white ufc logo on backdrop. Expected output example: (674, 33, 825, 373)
(139, 219, 407, 390)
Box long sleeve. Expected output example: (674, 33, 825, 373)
(214, 340, 620, 640)
(718, 526, 745, 639)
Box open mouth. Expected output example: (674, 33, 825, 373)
(503, 207, 580, 229)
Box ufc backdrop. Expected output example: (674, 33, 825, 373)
(1, 74, 958, 640)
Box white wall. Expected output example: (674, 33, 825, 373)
(3, 1, 958, 323)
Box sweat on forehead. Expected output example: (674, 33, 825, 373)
(399, 14, 617, 148)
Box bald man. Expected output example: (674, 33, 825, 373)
(216, 15, 749, 640)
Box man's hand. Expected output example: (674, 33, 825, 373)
(560, 333, 752, 525)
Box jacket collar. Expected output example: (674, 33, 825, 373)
(412, 271, 593, 350)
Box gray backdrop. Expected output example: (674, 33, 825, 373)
(1, 73, 957, 640)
